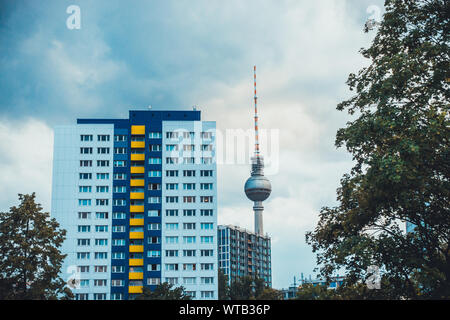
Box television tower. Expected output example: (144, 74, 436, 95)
(244, 66, 272, 235)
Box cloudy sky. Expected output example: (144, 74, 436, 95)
(0, 0, 385, 289)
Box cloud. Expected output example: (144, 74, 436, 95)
(0, 118, 53, 213)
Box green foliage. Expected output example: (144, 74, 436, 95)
(0, 193, 72, 300)
(223, 275, 281, 300)
(135, 282, 192, 300)
(218, 269, 230, 300)
(306, 0, 449, 299)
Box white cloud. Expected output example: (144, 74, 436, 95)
(0, 118, 53, 213)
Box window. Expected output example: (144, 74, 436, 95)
(165, 183, 178, 190)
(111, 293, 123, 300)
(166, 277, 178, 285)
(79, 186, 92, 193)
(112, 266, 125, 273)
(149, 144, 161, 151)
(183, 183, 196, 190)
(80, 134, 93, 141)
(76, 294, 89, 300)
(113, 199, 126, 206)
(165, 250, 178, 257)
(113, 186, 127, 193)
(183, 157, 195, 164)
(148, 223, 161, 231)
(95, 239, 108, 246)
(166, 132, 178, 139)
(148, 210, 160, 217)
(147, 278, 161, 285)
(201, 249, 214, 257)
(200, 196, 213, 203)
(165, 223, 179, 231)
(165, 209, 178, 217)
(114, 173, 127, 180)
(148, 157, 162, 164)
(200, 183, 213, 190)
(183, 264, 196, 271)
(111, 280, 124, 287)
(80, 147, 93, 154)
(166, 196, 178, 203)
(112, 239, 126, 246)
(78, 225, 91, 232)
(183, 250, 196, 257)
(166, 170, 178, 177)
(165, 144, 178, 151)
(148, 171, 161, 177)
(78, 199, 91, 206)
(166, 157, 178, 164)
(201, 144, 213, 151)
(97, 160, 109, 167)
(148, 197, 161, 204)
(148, 132, 162, 139)
(97, 134, 110, 141)
(200, 209, 213, 216)
(112, 225, 126, 233)
(94, 252, 108, 259)
(201, 132, 212, 139)
(201, 157, 213, 164)
(148, 236, 160, 244)
(130, 226, 144, 233)
(96, 173, 109, 180)
(183, 144, 195, 151)
(200, 170, 213, 177)
(79, 173, 92, 180)
(148, 183, 161, 190)
(112, 252, 125, 259)
(201, 236, 214, 244)
(183, 170, 195, 177)
(166, 236, 178, 244)
(80, 160, 92, 167)
(114, 147, 127, 154)
(201, 223, 214, 230)
(183, 209, 196, 217)
(77, 239, 90, 246)
(97, 147, 110, 154)
(201, 263, 214, 271)
(183, 196, 196, 203)
(96, 199, 109, 206)
(165, 264, 178, 271)
(183, 277, 196, 285)
(114, 135, 127, 142)
(112, 212, 126, 219)
(147, 250, 161, 258)
(182, 132, 195, 139)
(78, 212, 91, 219)
(95, 225, 108, 232)
(96, 186, 109, 193)
(183, 223, 196, 230)
(77, 266, 90, 273)
(201, 291, 214, 298)
(114, 160, 127, 167)
(148, 264, 161, 272)
(95, 212, 108, 219)
(183, 236, 196, 244)
(77, 252, 90, 260)
(94, 266, 107, 273)
(80, 279, 89, 287)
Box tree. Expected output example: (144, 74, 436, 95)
(306, 0, 449, 299)
(218, 269, 230, 300)
(256, 287, 284, 300)
(135, 282, 192, 300)
(295, 284, 335, 300)
(227, 276, 278, 300)
(0, 193, 72, 299)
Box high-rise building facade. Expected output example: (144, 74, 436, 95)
(217, 225, 271, 287)
(51, 109, 218, 300)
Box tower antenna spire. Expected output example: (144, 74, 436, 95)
(254, 65, 260, 157)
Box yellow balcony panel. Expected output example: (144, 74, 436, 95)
(128, 286, 143, 294)
(130, 179, 145, 187)
(130, 166, 145, 174)
(129, 232, 144, 239)
(130, 205, 144, 213)
(129, 245, 144, 253)
(131, 125, 145, 135)
(129, 272, 144, 280)
(131, 154, 145, 161)
(130, 192, 145, 199)
(130, 218, 144, 226)
(129, 258, 144, 266)
(131, 141, 145, 148)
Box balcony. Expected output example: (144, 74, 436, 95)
(131, 154, 145, 161)
(129, 245, 144, 253)
(129, 272, 144, 280)
(130, 167, 145, 174)
(130, 179, 145, 187)
(129, 258, 144, 266)
(131, 125, 145, 135)
(130, 205, 144, 213)
(129, 232, 144, 239)
(130, 218, 144, 226)
(131, 141, 145, 149)
(128, 286, 143, 294)
(130, 192, 145, 199)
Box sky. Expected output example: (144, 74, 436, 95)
(0, 0, 385, 289)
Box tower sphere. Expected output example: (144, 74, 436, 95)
(244, 175, 272, 202)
